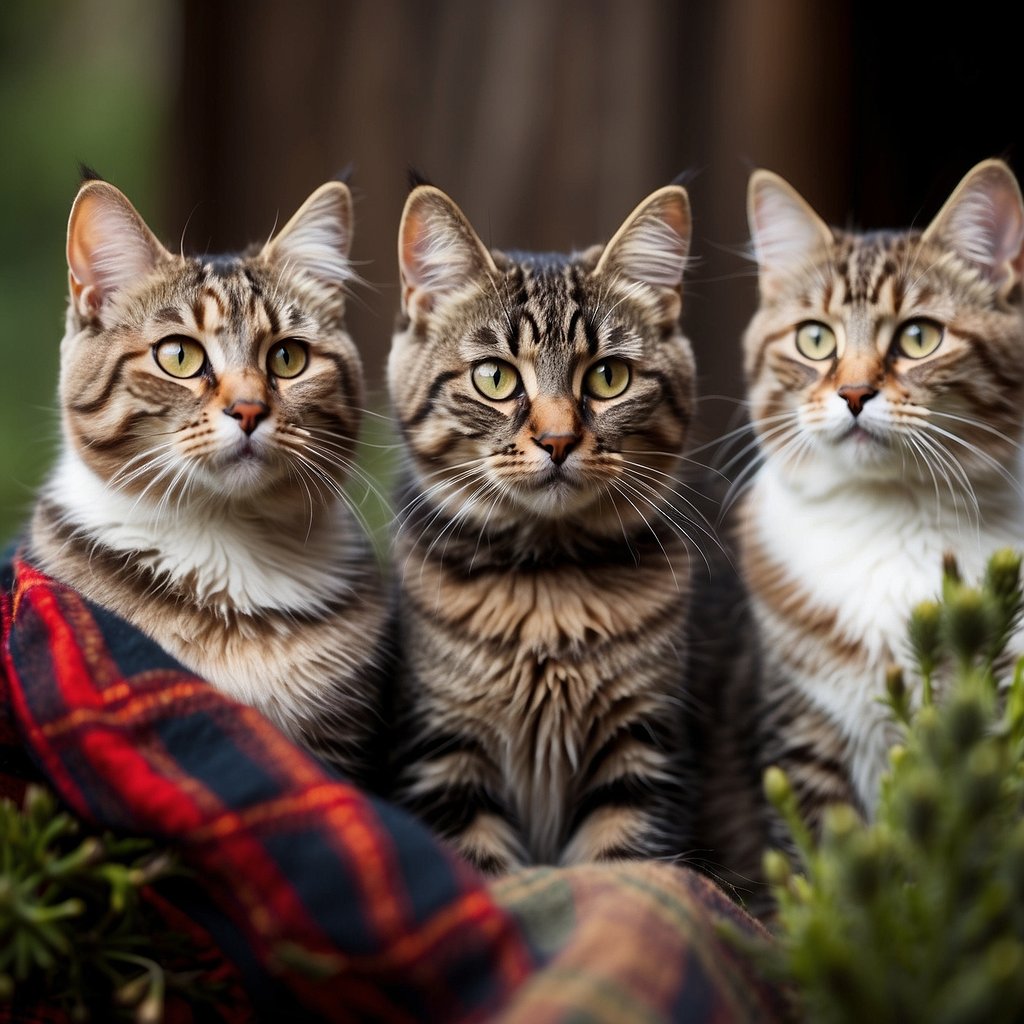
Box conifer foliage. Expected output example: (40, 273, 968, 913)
(763, 549, 1024, 1023)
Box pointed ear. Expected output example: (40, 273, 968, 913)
(748, 170, 833, 295)
(922, 159, 1024, 292)
(262, 181, 354, 292)
(398, 185, 497, 319)
(593, 185, 691, 319)
(67, 181, 170, 320)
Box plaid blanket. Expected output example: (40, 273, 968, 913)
(0, 554, 787, 1023)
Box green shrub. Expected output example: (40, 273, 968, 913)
(0, 786, 215, 1022)
(761, 549, 1024, 1024)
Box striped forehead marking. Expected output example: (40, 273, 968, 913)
(502, 262, 609, 358)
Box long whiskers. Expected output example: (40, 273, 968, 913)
(614, 474, 717, 579)
(921, 420, 1024, 499)
(618, 461, 718, 539)
(392, 457, 491, 528)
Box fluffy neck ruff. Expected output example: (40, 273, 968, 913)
(42, 448, 360, 618)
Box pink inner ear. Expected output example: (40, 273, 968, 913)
(985, 177, 1024, 271)
(67, 186, 163, 307)
(751, 182, 830, 275)
(659, 196, 690, 241)
(926, 163, 1024, 282)
(67, 192, 107, 290)
(400, 206, 432, 287)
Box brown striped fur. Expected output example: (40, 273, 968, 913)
(27, 177, 390, 784)
(388, 184, 699, 870)
(728, 160, 1024, 889)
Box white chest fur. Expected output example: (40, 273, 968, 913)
(49, 450, 350, 616)
(35, 449, 386, 746)
(750, 461, 1024, 812)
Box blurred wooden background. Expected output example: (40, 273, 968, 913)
(1, 0, 1020, 535)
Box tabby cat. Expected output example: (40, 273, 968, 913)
(739, 158, 1024, 839)
(387, 182, 698, 871)
(27, 174, 390, 783)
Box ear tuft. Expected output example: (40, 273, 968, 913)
(66, 181, 169, 320)
(922, 159, 1024, 290)
(407, 167, 435, 191)
(398, 186, 496, 318)
(262, 181, 354, 292)
(77, 162, 104, 184)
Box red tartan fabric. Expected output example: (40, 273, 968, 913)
(1, 555, 788, 1023)
(1, 557, 536, 1022)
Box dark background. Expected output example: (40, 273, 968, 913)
(1, 0, 1018, 539)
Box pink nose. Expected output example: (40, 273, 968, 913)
(532, 432, 580, 466)
(224, 400, 269, 435)
(838, 385, 878, 417)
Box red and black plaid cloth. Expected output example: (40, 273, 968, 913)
(1, 554, 788, 1023)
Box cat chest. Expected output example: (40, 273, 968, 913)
(407, 561, 687, 855)
(406, 555, 686, 655)
(147, 595, 385, 738)
(747, 474, 1017, 665)
(746, 473, 1024, 810)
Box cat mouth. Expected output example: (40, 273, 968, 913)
(223, 437, 268, 464)
(842, 423, 885, 446)
(507, 465, 601, 517)
(208, 439, 279, 492)
(529, 463, 584, 490)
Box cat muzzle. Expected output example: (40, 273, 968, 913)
(225, 400, 270, 436)
(531, 432, 580, 466)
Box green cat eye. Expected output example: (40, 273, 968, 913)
(895, 319, 943, 360)
(584, 358, 631, 399)
(268, 339, 308, 379)
(153, 336, 206, 378)
(795, 322, 837, 361)
(472, 360, 520, 400)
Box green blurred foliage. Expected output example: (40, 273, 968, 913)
(0, 0, 172, 542)
(0, 785, 225, 1019)
(759, 550, 1024, 1024)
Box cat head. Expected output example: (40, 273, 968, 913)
(389, 183, 695, 532)
(60, 177, 363, 508)
(744, 159, 1024, 495)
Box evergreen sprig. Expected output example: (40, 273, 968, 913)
(759, 548, 1024, 1023)
(0, 785, 209, 1022)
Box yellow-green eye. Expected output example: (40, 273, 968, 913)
(153, 337, 206, 378)
(472, 360, 520, 400)
(895, 319, 943, 359)
(795, 322, 838, 361)
(584, 358, 631, 399)
(268, 339, 308, 379)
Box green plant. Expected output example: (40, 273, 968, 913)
(0, 785, 211, 1022)
(762, 548, 1024, 1024)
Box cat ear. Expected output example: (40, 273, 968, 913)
(748, 170, 833, 295)
(262, 181, 354, 292)
(398, 186, 498, 319)
(67, 181, 170, 320)
(593, 185, 691, 319)
(922, 159, 1024, 291)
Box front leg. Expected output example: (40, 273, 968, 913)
(759, 684, 861, 855)
(396, 731, 529, 875)
(560, 717, 693, 865)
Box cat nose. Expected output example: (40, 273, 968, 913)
(532, 432, 580, 465)
(224, 399, 269, 435)
(838, 384, 878, 417)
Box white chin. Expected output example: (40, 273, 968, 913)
(514, 478, 596, 517)
(203, 456, 277, 498)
